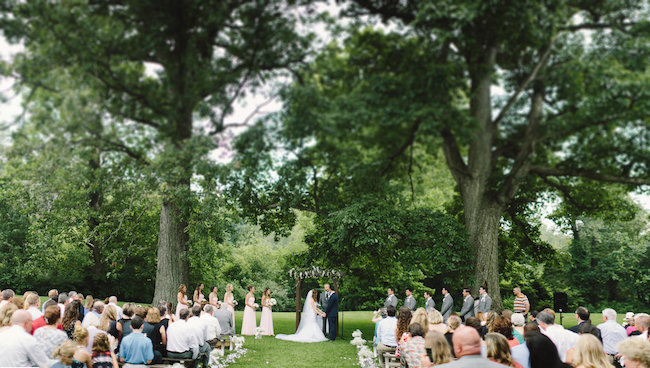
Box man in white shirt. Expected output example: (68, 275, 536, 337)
(376, 305, 398, 367)
(598, 308, 627, 362)
(108, 296, 123, 320)
(82, 301, 104, 328)
(201, 305, 222, 343)
(24, 293, 42, 320)
(166, 309, 199, 360)
(537, 311, 577, 362)
(0, 310, 56, 368)
(186, 305, 210, 367)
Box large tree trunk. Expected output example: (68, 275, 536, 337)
(152, 199, 190, 306)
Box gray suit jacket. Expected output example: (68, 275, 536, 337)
(319, 291, 330, 312)
(441, 294, 453, 322)
(476, 293, 492, 313)
(213, 308, 234, 335)
(404, 295, 416, 311)
(436, 354, 508, 367)
(384, 294, 398, 309)
(425, 297, 435, 312)
(460, 295, 475, 319)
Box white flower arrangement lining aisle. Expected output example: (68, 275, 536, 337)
(350, 329, 379, 368)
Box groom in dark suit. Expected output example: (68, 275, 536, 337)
(324, 284, 339, 341)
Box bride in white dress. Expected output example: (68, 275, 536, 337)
(276, 289, 328, 343)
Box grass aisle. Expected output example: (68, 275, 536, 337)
(232, 311, 374, 368)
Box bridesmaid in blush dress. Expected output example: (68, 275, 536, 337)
(175, 284, 190, 320)
(223, 284, 236, 330)
(259, 288, 274, 335)
(240, 285, 257, 335)
(209, 286, 219, 310)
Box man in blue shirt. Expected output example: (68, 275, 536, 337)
(119, 316, 154, 365)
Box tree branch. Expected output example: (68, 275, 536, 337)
(441, 129, 469, 184)
(380, 119, 421, 176)
(560, 22, 637, 32)
(530, 166, 650, 186)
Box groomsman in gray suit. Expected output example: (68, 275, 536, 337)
(404, 288, 416, 311)
(440, 287, 453, 322)
(319, 284, 331, 335)
(424, 291, 435, 313)
(384, 287, 398, 309)
(459, 288, 475, 321)
(476, 286, 492, 313)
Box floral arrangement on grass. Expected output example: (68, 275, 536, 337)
(230, 335, 245, 351)
(255, 326, 265, 339)
(208, 347, 249, 368)
(350, 329, 378, 368)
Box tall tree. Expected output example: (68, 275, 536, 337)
(233, 0, 650, 310)
(1, 0, 313, 304)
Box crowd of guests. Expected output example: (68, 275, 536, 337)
(0, 288, 236, 368)
(373, 286, 650, 368)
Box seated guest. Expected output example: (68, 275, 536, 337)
(91, 333, 119, 368)
(424, 331, 453, 366)
(424, 326, 505, 367)
(72, 327, 94, 368)
(402, 322, 427, 368)
(51, 340, 76, 368)
(617, 337, 650, 368)
(536, 311, 577, 362)
(24, 293, 43, 321)
(117, 303, 136, 346)
(144, 307, 166, 363)
(0, 289, 15, 309)
(0, 303, 18, 330)
(485, 332, 523, 368)
(201, 305, 222, 343)
(84, 296, 94, 316)
(186, 304, 210, 367)
(0, 309, 55, 367)
(42, 289, 59, 314)
(375, 305, 398, 367)
(166, 309, 200, 362)
(511, 323, 540, 368)
(634, 314, 649, 339)
(567, 334, 610, 368)
(62, 300, 83, 340)
(34, 306, 68, 358)
(107, 297, 123, 320)
(526, 332, 572, 368)
(569, 307, 591, 334)
(428, 309, 447, 334)
(511, 313, 526, 344)
(597, 308, 627, 365)
(445, 315, 462, 357)
(98, 305, 120, 343)
(396, 306, 413, 356)
(118, 316, 154, 365)
(490, 316, 519, 347)
(212, 302, 234, 336)
(464, 317, 483, 339)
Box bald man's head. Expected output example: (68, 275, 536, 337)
(452, 326, 482, 358)
(11, 309, 32, 333)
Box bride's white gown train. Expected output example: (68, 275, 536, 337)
(276, 290, 328, 343)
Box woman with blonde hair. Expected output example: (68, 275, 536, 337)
(223, 283, 236, 329)
(72, 326, 93, 368)
(91, 333, 118, 368)
(427, 309, 447, 334)
(98, 305, 118, 339)
(84, 296, 94, 315)
(569, 334, 613, 368)
(52, 340, 77, 368)
(485, 332, 523, 368)
(424, 331, 453, 365)
(410, 308, 428, 336)
(0, 303, 18, 329)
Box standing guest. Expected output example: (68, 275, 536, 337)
(385, 288, 398, 309)
(569, 307, 591, 333)
(536, 311, 578, 362)
(144, 307, 167, 362)
(91, 333, 119, 368)
(597, 308, 627, 366)
(84, 296, 94, 316)
(485, 332, 523, 368)
(0, 309, 56, 368)
(201, 305, 222, 344)
(223, 284, 236, 330)
(402, 322, 427, 368)
(208, 286, 219, 308)
(404, 288, 417, 311)
(24, 293, 43, 321)
(176, 284, 190, 320)
(490, 316, 519, 347)
(459, 288, 475, 321)
(259, 288, 274, 336)
(107, 297, 122, 321)
(213, 302, 234, 336)
(98, 305, 120, 343)
(525, 332, 572, 368)
(193, 283, 206, 305)
(62, 301, 83, 340)
(82, 301, 105, 329)
(424, 331, 453, 366)
(428, 309, 448, 334)
(513, 287, 530, 317)
(34, 306, 67, 358)
(118, 316, 153, 366)
(1, 289, 15, 309)
(511, 313, 526, 344)
(51, 341, 76, 368)
(72, 327, 94, 368)
(376, 305, 398, 368)
(241, 285, 257, 335)
(166, 309, 199, 360)
(617, 337, 650, 368)
(568, 334, 610, 368)
(42, 289, 59, 313)
(440, 288, 454, 323)
(427, 326, 505, 367)
(424, 291, 435, 313)
(476, 286, 492, 313)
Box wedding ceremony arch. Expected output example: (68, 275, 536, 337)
(288, 266, 344, 336)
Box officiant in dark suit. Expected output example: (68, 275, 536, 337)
(320, 284, 331, 335)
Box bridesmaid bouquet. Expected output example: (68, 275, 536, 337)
(268, 298, 277, 306)
(253, 303, 260, 308)
(232, 300, 238, 306)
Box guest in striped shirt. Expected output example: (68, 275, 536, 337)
(513, 287, 530, 317)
